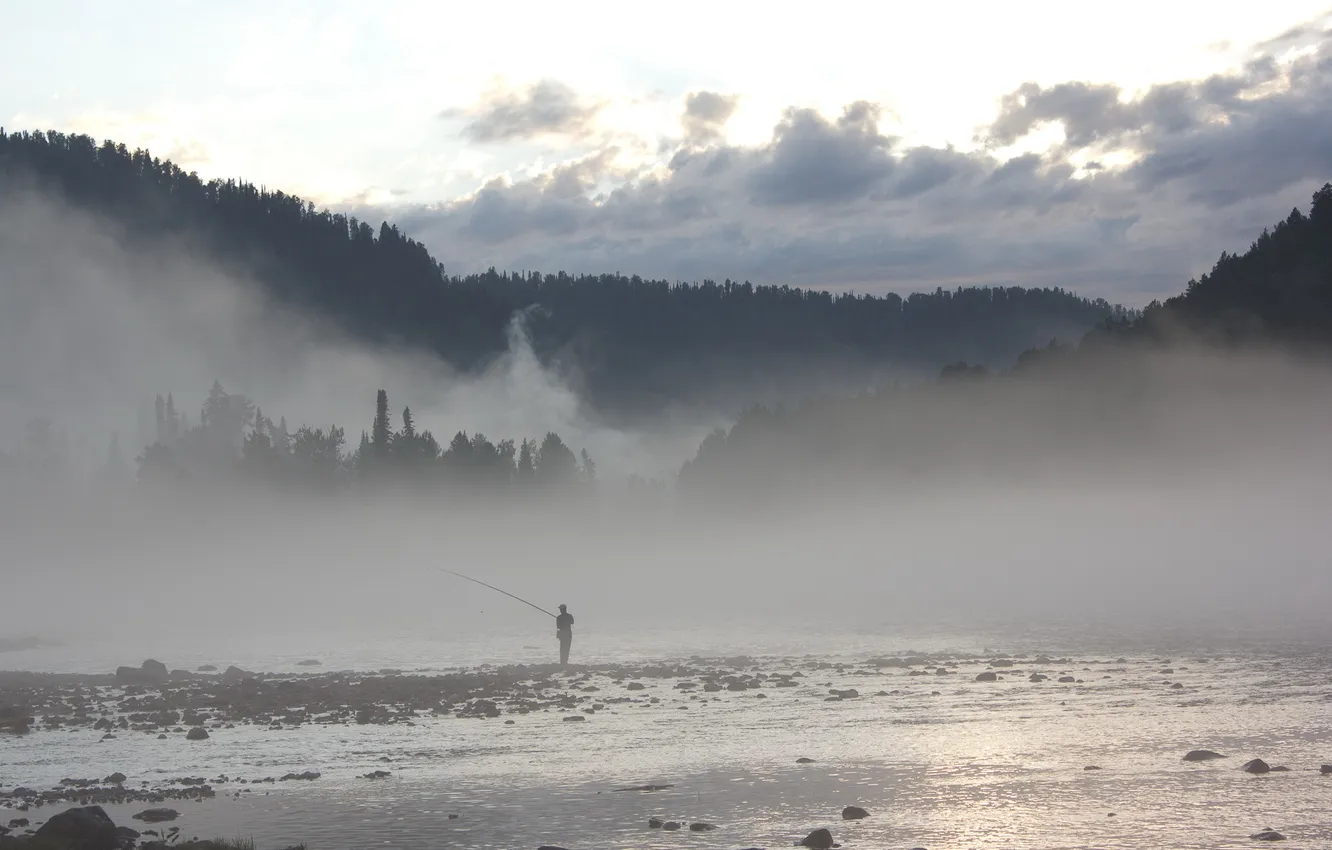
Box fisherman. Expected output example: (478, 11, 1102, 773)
(555, 604, 574, 666)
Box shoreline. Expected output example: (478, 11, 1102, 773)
(5, 652, 1332, 849)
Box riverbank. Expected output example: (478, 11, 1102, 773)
(4, 651, 1332, 849)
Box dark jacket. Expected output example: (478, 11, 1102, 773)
(556, 612, 574, 635)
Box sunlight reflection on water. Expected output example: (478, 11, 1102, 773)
(3, 629, 1332, 848)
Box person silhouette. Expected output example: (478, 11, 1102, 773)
(555, 604, 574, 666)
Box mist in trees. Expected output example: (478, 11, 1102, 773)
(0, 129, 1132, 420)
(677, 184, 1332, 513)
(94, 383, 601, 502)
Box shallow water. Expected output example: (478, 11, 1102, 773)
(3, 627, 1332, 849)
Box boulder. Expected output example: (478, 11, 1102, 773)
(689, 822, 716, 831)
(196, 665, 217, 672)
(186, 727, 209, 740)
(0, 706, 33, 734)
(296, 659, 321, 666)
(221, 665, 252, 683)
(841, 806, 869, 820)
(141, 659, 169, 678)
(974, 671, 997, 682)
(131, 808, 179, 823)
(796, 757, 816, 764)
(1242, 759, 1271, 774)
(279, 771, 320, 781)
(1058, 676, 1077, 683)
(662, 821, 681, 831)
(103, 773, 127, 785)
(115, 664, 167, 686)
(799, 827, 836, 849)
(1250, 829, 1286, 841)
(33, 805, 119, 850)
(1183, 750, 1226, 761)
(648, 818, 664, 828)
(1321, 764, 1332, 775)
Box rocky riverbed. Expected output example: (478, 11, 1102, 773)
(3, 650, 1332, 848)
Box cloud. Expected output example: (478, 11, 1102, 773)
(746, 101, 896, 205)
(447, 79, 603, 144)
(980, 50, 1296, 156)
(681, 91, 738, 144)
(1254, 12, 1332, 53)
(387, 32, 1332, 305)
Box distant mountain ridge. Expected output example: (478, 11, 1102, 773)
(0, 128, 1131, 418)
(676, 182, 1332, 506)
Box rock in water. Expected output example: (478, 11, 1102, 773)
(279, 771, 321, 781)
(796, 757, 816, 764)
(33, 805, 118, 850)
(1183, 749, 1226, 761)
(1321, 764, 1332, 775)
(132, 808, 179, 823)
(141, 659, 168, 678)
(115, 664, 167, 686)
(662, 821, 681, 831)
(296, 659, 321, 666)
(842, 806, 869, 820)
(690, 822, 716, 831)
(221, 665, 252, 683)
(1243, 759, 1271, 774)
(103, 772, 127, 784)
(799, 827, 835, 849)
(974, 671, 998, 682)
(1250, 829, 1286, 841)
(648, 818, 664, 828)
(186, 727, 209, 740)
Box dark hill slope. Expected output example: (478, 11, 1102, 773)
(0, 128, 1127, 417)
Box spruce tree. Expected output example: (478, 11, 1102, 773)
(371, 390, 391, 460)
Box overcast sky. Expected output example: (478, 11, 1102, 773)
(3, 1, 1331, 304)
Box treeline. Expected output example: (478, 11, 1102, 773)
(0, 129, 1131, 415)
(0, 382, 600, 501)
(139, 382, 597, 495)
(678, 184, 1332, 504)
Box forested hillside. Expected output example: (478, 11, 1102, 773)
(0, 129, 1128, 416)
(677, 183, 1332, 507)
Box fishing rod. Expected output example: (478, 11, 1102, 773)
(437, 567, 556, 619)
